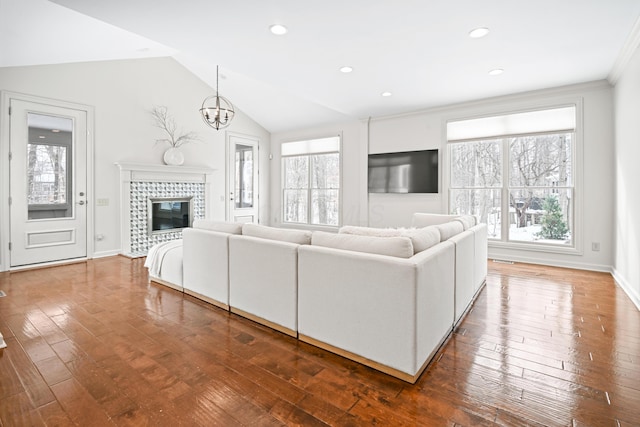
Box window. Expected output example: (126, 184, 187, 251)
(282, 136, 340, 226)
(448, 106, 576, 248)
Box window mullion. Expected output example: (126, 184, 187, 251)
(502, 138, 510, 242)
(307, 154, 313, 224)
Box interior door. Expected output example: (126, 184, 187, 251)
(9, 99, 88, 267)
(228, 134, 259, 223)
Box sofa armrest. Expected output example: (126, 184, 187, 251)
(183, 227, 231, 309)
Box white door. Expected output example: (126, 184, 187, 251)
(9, 99, 88, 267)
(228, 134, 259, 223)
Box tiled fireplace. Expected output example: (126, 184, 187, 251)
(116, 162, 214, 257)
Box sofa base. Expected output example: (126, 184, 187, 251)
(454, 278, 488, 329)
(230, 307, 297, 338)
(184, 289, 229, 311)
(150, 277, 182, 292)
(298, 332, 452, 384)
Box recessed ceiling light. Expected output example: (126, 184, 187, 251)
(51, 129, 60, 133)
(269, 24, 288, 35)
(340, 66, 353, 73)
(39, 135, 46, 139)
(381, 91, 392, 97)
(488, 68, 504, 76)
(469, 27, 490, 38)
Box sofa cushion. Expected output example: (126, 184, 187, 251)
(411, 213, 460, 228)
(339, 225, 412, 237)
(193, 220, 243, 234)
(312, 231, 414, 258)
(409, 226, 441, 253)
(339, 225, 440, 254)
(436, 221, 464, 241)
(454, 215, 476, 230)
(242, 223, 312, 245)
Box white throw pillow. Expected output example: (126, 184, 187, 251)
(436, 221, 464, 241)
(242, 223, 312, 245)
(193, 220, 243, 234)
(312, 231, 414, 258)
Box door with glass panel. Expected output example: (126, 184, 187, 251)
(228, 134, 259, 223)
(9, 99, 87, 267)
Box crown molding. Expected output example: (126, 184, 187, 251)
(608, 16, 640, 85)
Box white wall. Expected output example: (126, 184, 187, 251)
(272, 81, 615, 271)
(613, 44, 640, 309)
(0, 57, 270, 268)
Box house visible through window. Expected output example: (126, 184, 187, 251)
(282, 136, 340, 226)
(448, 106, 576, 248)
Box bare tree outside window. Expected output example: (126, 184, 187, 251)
(282, 137, 340, 226)
(450, 132, 573, 246)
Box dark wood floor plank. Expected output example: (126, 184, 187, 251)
(1, 256, 639, 426)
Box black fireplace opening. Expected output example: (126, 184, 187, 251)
(148, 197, 193, 235)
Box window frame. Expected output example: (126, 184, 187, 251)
(445, 101, 583, 255)
(281, 136, 342, 229)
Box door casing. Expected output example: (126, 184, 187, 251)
(0, 91, 95, 271)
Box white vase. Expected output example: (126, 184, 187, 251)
(163, 147, 184, 166)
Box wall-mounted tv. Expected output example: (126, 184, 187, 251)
(368, 149, 438, 194)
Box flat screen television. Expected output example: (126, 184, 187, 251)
(368, 149, 438, 193)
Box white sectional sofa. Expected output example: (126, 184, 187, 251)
(145, 214, 487, 383)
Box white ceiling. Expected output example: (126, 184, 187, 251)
(2, 0, 640, 133)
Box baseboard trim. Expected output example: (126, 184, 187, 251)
(92, 250, 121, 259)
(487, 253, 611, 273)
(612, 268, 640, 312)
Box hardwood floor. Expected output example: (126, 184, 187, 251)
(0, 257, 639, 426)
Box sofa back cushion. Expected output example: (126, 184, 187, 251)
(454, 215, 477, 230)
(409, 226, 441, 252)
(436, 221, 464, 241)
(242, 223, 312, 245)
(312, 231, 414, 258)
(339, 225, 440, 254)
(411, 213, 460, 228)
(193, 219, 243, 234)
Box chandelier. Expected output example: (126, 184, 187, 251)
(199, 65, 235, 130)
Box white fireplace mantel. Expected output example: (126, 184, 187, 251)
(116, 162, 215, 257)
(116, 162, 215, 183)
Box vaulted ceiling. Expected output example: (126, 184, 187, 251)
(2, 0, 639, 133)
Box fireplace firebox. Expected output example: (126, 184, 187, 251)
(148, 197, 193, 236)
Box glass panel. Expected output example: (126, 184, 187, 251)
(283, 156, 308, 189)
(508, 188, 572, 245)
(27, 113, 73, 220)
(235, 144, 253, 209)
(311, 189, 339, 226)
(450, 189, 502, 239)
(509, 133, 572, 187)
(283, 189, 308, 223)
(450, 140, 502, 188)
(311, 153, 339, 189)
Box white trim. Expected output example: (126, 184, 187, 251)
(608, 16, 640, 85)
(612, 268, 640, 312)
(92, 250, 121, 259)
(488, 254, 610, 274)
